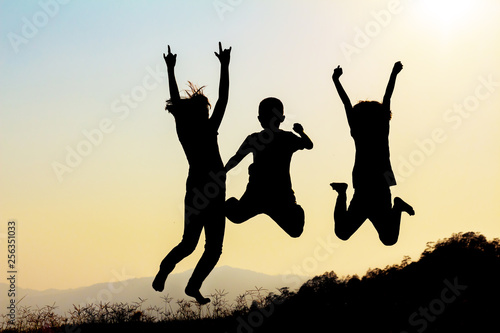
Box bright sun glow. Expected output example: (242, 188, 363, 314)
(418, 0, 475, 30)
(2, 0, 500, 295)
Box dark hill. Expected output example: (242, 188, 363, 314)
(257, 231, 500, 333)
(4, 232, 498, 333)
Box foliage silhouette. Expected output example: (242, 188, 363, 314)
(260, 231, 500, 332)
(2, 232, 498, 332)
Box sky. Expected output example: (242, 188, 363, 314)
(1, 0, 499, 293)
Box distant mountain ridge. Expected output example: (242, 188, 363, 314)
(0, 266, 308, 316)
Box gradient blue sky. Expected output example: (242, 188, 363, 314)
(1, 0, 499, 291)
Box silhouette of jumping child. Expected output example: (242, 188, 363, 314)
(330, 61, 414, 246)
(225, 97, 313, 237)
(152, 43, 231, 304)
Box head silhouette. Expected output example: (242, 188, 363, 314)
(351, 101, 391, 130)
(166, 82, 211, 123)
(258, 97, 284, 130)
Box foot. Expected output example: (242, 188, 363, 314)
(394, 197, 415, 216)
(185, 286, 210, 305)
(330, 182, 348, 193)
(152, 270, 169, 292)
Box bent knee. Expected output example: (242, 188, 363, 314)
(334, 228, 352, 241)
(226, 214, 246, 224)
(379, 236, 398, 246)
(225, 197, 238, 208)
(283, 213, 304, 238)
(225, 198, 248, 223)
(288, 226, 303, 238)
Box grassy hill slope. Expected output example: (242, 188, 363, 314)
(2, 231, 498, 333)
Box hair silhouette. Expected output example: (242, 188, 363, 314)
(330, 62, 414, 246)
(224, 97, 313, 237)
(152, 43, 231, 305)
(166, 81, 211, 114)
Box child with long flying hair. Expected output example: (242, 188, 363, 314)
(152, 43, 231, 304)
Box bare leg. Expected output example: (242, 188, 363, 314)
(330, 182, 348, 193)
(152, 221, 202, 292)
(153, 188, 204, 292)
(266, 202, 305, 238)
(185, 206, 225, 304)
(371, 196, 414, 246)
(394, 197, 415, 216)
(225, 193, 261, 223)
(331, 182, 366, 241)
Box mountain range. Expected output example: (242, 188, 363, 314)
(0, 266, 308, 316)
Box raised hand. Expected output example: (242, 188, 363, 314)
(293, 123, 304, 134)
(392, 61, 403, 74)
(163, 45, 177, 69)
(383, 61, 403, 107)
(332, 65, 343, 80)
(214, 42, 231, 66)
(293, 123, 313, 149)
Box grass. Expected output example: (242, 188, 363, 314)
(0, 286, 290, 333)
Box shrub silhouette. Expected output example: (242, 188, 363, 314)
(1, 232, 498, 333)
(259, 231, 500, 333)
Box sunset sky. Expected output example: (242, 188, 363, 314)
(1, 0, 499, 293)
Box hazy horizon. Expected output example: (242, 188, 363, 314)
(0, 264, 307, 292)
(0, 265, 311, 318)
(1, 0, 499, 292)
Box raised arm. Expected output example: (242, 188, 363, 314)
(293, 123, 313, 150)
(163, 45, 180, 103)
(332, 65, 352, 113)
(210, 42, 231, 130)
(225, 138, 251, 173)
(383, 61, 403, 109)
